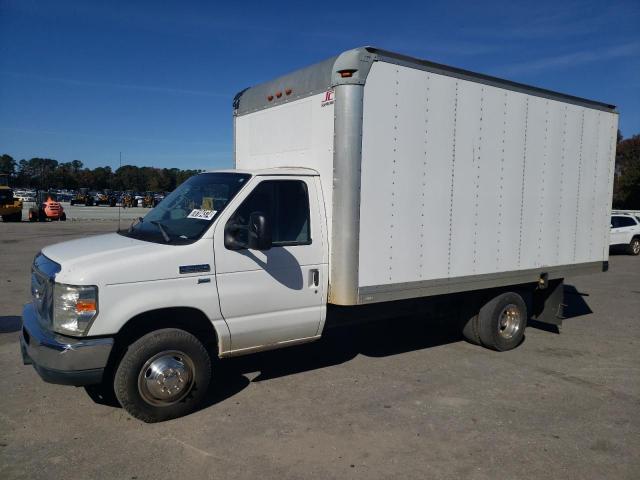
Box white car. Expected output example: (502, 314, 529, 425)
(610, 214, 640, 255)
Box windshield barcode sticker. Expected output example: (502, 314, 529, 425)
(187, 209, 217, 220)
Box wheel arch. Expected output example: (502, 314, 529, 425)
(115, 306, 219, 352)
(104, 307, 222, 384)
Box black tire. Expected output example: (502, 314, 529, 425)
(461, 313, 482, 346)
(476, 292, 527, 351)
(28, 209, 37, 222)
(60, 212, 67, 221)
(114, 328, 211, 423)
(628, 237, 640, 256)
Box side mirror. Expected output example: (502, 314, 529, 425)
(224, 223, 246, 250)
(248, 211, 272, 251)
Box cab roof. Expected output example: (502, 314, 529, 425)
(205, 167, 319, 177)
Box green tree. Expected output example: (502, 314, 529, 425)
(0, 154, 16, 176)
(613, 134, 640, 209)
(6, 153, 200, 192)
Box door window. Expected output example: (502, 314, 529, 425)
(227, 180, 311, 247)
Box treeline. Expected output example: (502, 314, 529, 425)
(614, 133, 640, 209)
(1, 130, 639, 205)
(0, 155, 201, 192)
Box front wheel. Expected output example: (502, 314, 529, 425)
(114, 328, 211, 422)
(628, 238, 640, 256)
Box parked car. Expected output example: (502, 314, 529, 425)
(610, 214, 640, 255)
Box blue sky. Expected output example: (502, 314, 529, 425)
(1, 0, 638, 170)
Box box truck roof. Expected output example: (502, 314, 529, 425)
(233, 46, 617, 116)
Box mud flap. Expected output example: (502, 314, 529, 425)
(531, 278, 564, 327)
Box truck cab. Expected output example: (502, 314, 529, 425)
(21, 168, 329, 422)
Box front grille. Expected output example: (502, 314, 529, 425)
(31, 268, 53, 327)
(31, 253, 61, 329)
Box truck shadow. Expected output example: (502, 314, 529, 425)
(195, 313, 462, 413)
(215, 314, 461, 385)
(94, 284, 596, 416)
(0, 316, 21, 333)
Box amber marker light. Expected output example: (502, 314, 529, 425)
(76, 299, 97, 313)
(338, 69, 357, 78)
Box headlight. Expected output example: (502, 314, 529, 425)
(52, 284, 98, 336)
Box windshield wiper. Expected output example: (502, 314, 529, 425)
(150, 220, 171, 243)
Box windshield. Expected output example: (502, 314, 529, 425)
(120, 172, 250, 245)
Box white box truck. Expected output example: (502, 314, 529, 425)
(21, 47, 618, 422)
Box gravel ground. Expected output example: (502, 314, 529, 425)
(0, 221, 638, 480)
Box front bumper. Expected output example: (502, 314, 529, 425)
(20, 303, 114, 386)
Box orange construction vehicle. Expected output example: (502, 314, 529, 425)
(28, 191, 67, 222)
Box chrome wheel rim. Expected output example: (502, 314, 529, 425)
(498, 304, 522, 340)
(633, 240, 640, 255)
(138, 350, 195, 407)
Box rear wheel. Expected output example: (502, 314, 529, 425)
(461, 313, 482, 345)
(476, 292, 527, 351)
(114, 328, 211, 422)
(628, 237, 640, 256)
(28, 208, 38, 222)
(60, 212, 67, 221)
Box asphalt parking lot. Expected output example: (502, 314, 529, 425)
(0, 221, 639, 480)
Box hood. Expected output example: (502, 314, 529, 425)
(42, 233, 212, 286)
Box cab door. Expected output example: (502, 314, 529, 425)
(213, 176, 328, 353)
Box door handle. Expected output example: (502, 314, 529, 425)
(311, 269, 319, 287)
